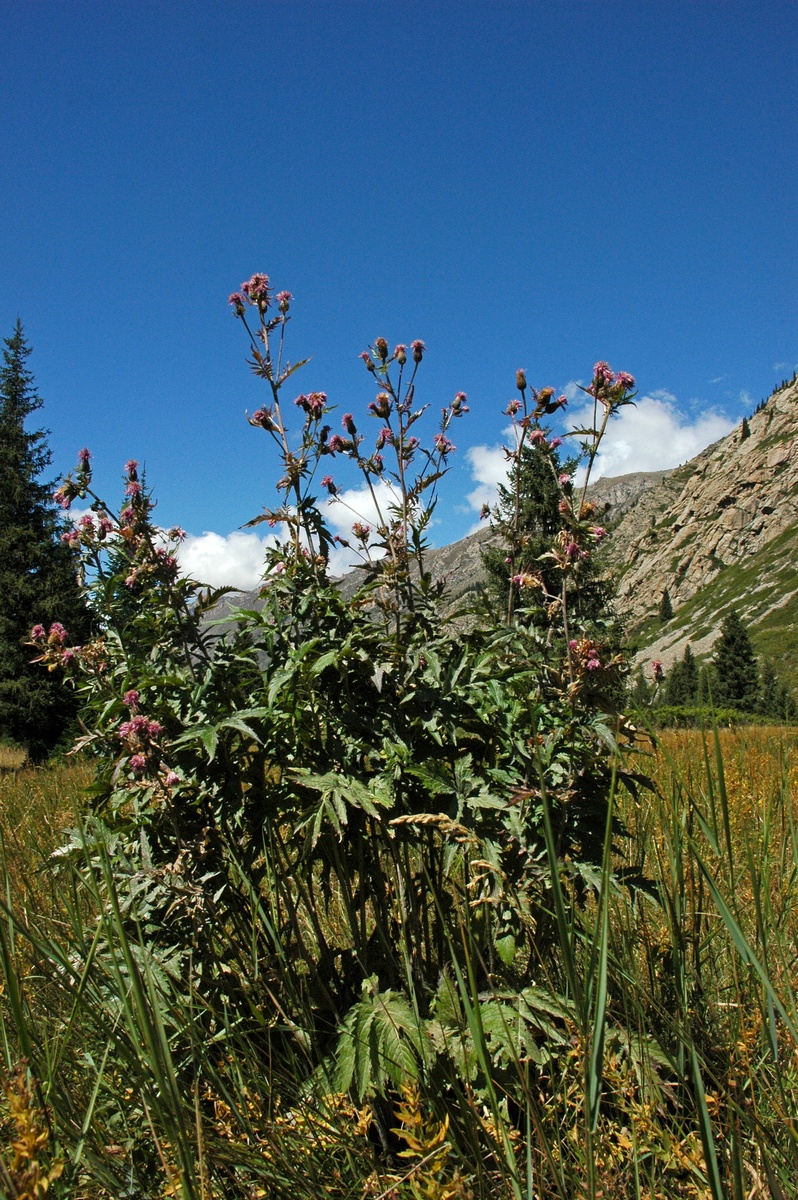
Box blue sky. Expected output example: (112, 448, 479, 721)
(2, 0, 796, 585)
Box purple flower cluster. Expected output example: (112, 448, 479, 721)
(241, 272, 271, 307)
(295, 392, 327, 419)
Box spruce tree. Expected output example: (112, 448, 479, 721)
(482, 435, 564, 625)
(712, 609, 759, 712)
(0, 321, 91, 759)
(658, 589, 673, 623)
(664, 642, 698, 705)
(740, 416, 750, 441)
(483, 433, 617, 625)
(758, 660, 797, 722)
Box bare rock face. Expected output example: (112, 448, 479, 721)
(604, 379, 797, 631)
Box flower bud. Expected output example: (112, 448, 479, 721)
(516, 369, 527, 392)
(374, 337, 388, 361)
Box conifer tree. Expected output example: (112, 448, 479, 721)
(0, 321, 91, 759)
(658, 588, 673, 623)
(482, 435, 564, 625)
(480, 432, 614, 638)
(712, 609, 759, 712)
(664, 642, 698, 705)
(758, 660, 797, 721)
(740, 416, 750, 441)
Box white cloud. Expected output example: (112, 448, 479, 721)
(565, 391, 735, 480)
(323, 478, 403, 577)
(465, 391, 737, 512)
(178, 530, 277, 590)
(464, 443, 513, 517)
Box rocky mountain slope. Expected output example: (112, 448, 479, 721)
(603, 376, 797, 682)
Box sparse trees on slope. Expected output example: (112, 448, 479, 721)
(0, 321, 91, 758)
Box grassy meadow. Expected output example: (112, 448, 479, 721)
(0, 728, 795, 1199)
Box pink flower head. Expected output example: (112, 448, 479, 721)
(125, 480, 143, 498)
(375, 427, 394, 450)
(129, 754, 148, 777)
(228, 292, 247, 317)
(352, 522, 371, 541)
(77, 447, 91, 469)
(593, 362, 615, 387)
(433, 433, 455, 455)
(147, 720, 163, 740)
(129, 715, 150, 737)
(295, 392, 327, 419)
(368, 393, 392, 419)
(98, 516, 115, 537)
(241, 273, 271, 307)
(119, 506, 136, 526)
(61, 647, 77, 665)
(359, 351, 376, 371)
(61, 528, 80, 546)
(30, 624, 46, 641)
(615, 371, 635, 391)
(410, 339, 426, 363)
(558, 473, 572, 486)
(394, 344, 407, 364)
(549, 437, 563, 449)
(586, 655, 601, 671)
(451, 392, 468, 415)
(123, 689, 140, 709)
(276, 290, 293, 313)
(652, 659, 664, 681)
(321, 475, 337, 494)
(48, 623, 67, 645)
(53, 485, 73, 510)
(79, 514, 95, 530)
(164, 771, 180, 787)
(125, 460, 139, 479)
(529, 429, 546, 445)
(591, 526, 607, 541)
(327, 434, 347, 453)
(505, 398, 523, 416)
(371, 453, 384, 473)
(169, 526, 186, 541)
(342, 412, 356, 435)
(250, 409, 275, 431)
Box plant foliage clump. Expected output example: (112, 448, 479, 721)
(7, 279, 697, 1197)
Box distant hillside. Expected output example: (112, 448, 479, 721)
(603, 377, 798, 686)
(216, 377, 798, 692)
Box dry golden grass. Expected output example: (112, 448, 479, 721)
(0, 756, 92, 906)
(0, 745, 27, 772)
